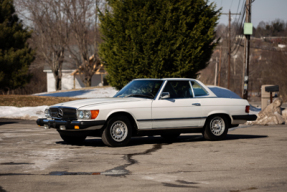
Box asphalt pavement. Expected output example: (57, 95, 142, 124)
(0, 119, 287, 192)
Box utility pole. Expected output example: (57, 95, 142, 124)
(222, 10, 240, 89)
(214, 57, 218, 85)
(243, 0, 252, 99)
(217, 45, 221, 86)
(94, 0, 99, 55)
(228, 10, 231, 89)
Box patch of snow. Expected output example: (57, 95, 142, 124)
(34, 87, 118, 98)
(1, 87, 118, 120)
(0, 106, 47, 120)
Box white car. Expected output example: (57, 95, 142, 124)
(37, 78, 257, 147)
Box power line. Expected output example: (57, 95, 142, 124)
(222, 10, 241, 89)
(230, 0, 234, 9)
(216, 39, 287, 52)
(236, 0, 242, 15)
(232, 0, 243, 26)
(231, 1, 246, 55)
(236, 43, 287, 52)
(236, 0, 246, 26)
(232, 0, 242, 24)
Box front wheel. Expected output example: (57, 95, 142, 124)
(60, 134, 86, 144)
(101, 115, 132, 147)
(203, 115, 228, 141)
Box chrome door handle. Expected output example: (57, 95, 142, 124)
(192, 103, 201, 106)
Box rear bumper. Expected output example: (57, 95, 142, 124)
(36, 118, 105, 131)
(232, 114, 257, 121)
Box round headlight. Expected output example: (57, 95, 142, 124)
(44, 108, 51, 118)
(78, 110, 84, 119)
(84, 111, 91, 119)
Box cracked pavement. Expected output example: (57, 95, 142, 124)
(0, 119, 287, 192)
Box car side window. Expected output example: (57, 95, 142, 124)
(191, 81, 208, 96)
(162, 81, 193, 99)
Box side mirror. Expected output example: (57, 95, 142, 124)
(161, 92, 170, 99)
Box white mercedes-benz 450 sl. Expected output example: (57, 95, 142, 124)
(37, 78, 257, 147)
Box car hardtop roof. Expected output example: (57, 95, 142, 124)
(133, 78, 197, 81)
(132, 78, 217, 97)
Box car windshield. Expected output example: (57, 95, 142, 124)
(114, 80, 164, 99)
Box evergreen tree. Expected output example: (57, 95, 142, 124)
(0, 0, 34, 93)
(99, 0, 220, 89)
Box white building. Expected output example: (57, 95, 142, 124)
(43, 64, 107, 92)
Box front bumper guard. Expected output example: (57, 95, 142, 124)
(36, 118, 105, 131)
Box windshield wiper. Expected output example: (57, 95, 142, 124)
(124, 94, 154, 99)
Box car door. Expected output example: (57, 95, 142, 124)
(151, 80, 204, 129)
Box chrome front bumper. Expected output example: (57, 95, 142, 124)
(36, 118, 105, 131)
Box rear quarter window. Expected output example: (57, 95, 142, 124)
(191, 81, 208, 96)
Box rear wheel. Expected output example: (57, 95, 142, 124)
(60, 134, 86, 144)
(101, 115, 132, 147)
(203, 115, 228, 141)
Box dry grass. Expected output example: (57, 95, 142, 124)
(0, 95, 82, 107)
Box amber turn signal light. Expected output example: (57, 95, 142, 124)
(91, 110, 99, 119)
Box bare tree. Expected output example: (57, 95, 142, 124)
(63, 0, 103, 87)
(16, 0, 70, 90)
(16, 0, 105, 90)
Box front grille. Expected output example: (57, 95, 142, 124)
(50, 108, 59, 118)
(49, 107, 77, 120)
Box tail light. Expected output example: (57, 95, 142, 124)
(245, 105, 250, 113)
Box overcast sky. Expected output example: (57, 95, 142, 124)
(211, 0, 287, 27)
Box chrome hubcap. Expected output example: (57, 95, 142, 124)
(110, 121, 128, 142)
(210, 117, 225, 136)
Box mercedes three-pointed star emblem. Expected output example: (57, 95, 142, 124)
(58, 108, 64, 117)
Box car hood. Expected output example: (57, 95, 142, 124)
(52, 97, 148, 109)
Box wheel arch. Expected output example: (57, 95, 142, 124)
(105, 111, 138, 135)
(204, 113, 231, 128)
